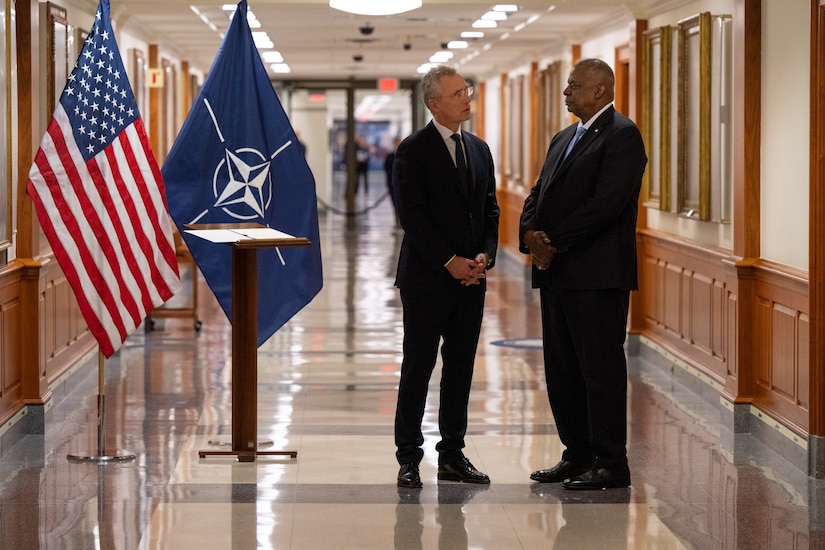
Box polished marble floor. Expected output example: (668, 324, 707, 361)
(1, 175, 824, 549)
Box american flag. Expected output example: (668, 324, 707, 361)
(26, 0, 181, 358)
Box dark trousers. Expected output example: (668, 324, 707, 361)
(356, 163, 368, 193)
(394, 283, 484, 466)
(539, 286, 630, 470)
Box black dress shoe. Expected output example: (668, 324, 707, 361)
(530, 460, 591, 483)
(437, 457, 490, 484)
(397, 463, 422, 488)
(562, 466, 631, 490)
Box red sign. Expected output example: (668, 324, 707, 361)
(378, 78, 398, 92)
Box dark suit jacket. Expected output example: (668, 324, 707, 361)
(519, 107, 647, 290)
(393, 121, 499, 292)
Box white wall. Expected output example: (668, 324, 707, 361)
(642, 0, 737, 252)
(581, 27, 631, 66)
(644, 0, 809, 269)
(482, 77, 501, 183)
(287, 90, 332, 204)
(647, 0, 736, 29)
(760, 0, 809, 270)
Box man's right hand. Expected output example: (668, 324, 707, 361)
(446, 256, 486, 286)
(523, 230, 558, 271)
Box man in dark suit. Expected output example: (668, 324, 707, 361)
(519, 58, 647, 490)
(384, 136, 401, 227)
(393, 66, 500, 488)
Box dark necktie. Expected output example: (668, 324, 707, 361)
(451, 133, 469, 195)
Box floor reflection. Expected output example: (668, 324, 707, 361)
(0, 179, 822, 549)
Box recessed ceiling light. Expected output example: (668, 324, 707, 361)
(261, 51, 284, 63)
(329, 0, 422, 16)
(481, 11, 507, 21)
(429, 51, 454, 63)
(472, 19, 497, 28)
(252, 32, 274, 49)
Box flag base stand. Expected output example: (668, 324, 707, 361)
(67, 394, 136, 463)
(198, 441, 298, 462)
(207, 439, 274, 449)
(67, 452, 136, 463)
(201, 436, 296, 462)
(67, 353, 136, 463)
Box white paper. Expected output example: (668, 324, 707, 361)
(184, 227, 296, 243)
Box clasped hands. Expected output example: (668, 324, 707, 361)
(524, 230, 557, 271)
(447, 253, 490, 286)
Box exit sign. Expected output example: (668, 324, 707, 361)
(378, 78, 398, 92)
(146, 68, 164, 88)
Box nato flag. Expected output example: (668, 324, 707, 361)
(163, 0, 322, 347)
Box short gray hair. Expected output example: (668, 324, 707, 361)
(420, 65, 459, 105)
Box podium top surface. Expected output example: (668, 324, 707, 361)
(184, 223, 311, 249)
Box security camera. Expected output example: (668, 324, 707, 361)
(353, 54, 363, 62)
(359, 24, 374, 36)
(403, 43, 412, 51)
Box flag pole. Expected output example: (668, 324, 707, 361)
(67, 350, 136, 463)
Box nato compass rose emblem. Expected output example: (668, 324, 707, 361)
(194, 97, 295, 222)
(213, 147, 273, 220)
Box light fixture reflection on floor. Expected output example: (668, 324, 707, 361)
(329, 0, 422, 16)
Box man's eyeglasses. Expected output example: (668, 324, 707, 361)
(434, 86, 474, 101)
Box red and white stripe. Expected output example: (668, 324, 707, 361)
(27, 103, 181, 357)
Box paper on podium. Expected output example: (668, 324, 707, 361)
(184, 227, 296, 243)
(183, 223, 311, 252)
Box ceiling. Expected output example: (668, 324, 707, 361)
(103, 0, 680, 83)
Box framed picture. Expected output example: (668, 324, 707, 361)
(130, 48, 147, 119)
(0, 0, 16, 257)
(642, 26, 673, 211)
(160, 58, 178, 162)
(45, 2, 69, 120)
(537, 61, 564, 178)
(677, 12, 711, 220)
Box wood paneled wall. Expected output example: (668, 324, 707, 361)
(41, 260, 95, 383)
(0, 0, 97, 431)
(638, 230, 729, 383)
(639, 229, 810, 436)
(0, 263, 23, 423)
(496, 188, 530, 267)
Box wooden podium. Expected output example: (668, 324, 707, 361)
(185, 223, 310, 462)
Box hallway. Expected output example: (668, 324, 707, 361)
(0, 185, 821, 549)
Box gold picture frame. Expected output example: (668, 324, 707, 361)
(0, 0, 14, 256)
(130, 48, 147, 118)
(677, 12, 712, 221)
(506, 74, 525, 188)
(45, 2, 68, 120)
(537, 61, 563, 176)
(642, 25, 673, 211)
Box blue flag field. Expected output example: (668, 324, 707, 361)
(163, 0, 322, 346)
